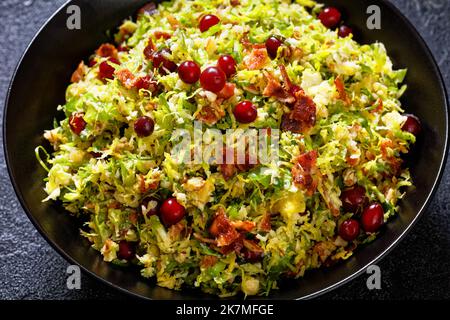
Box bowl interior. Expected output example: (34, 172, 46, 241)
(4, 0, 448, 299)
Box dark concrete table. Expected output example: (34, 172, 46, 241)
(1, 0, 449, 300)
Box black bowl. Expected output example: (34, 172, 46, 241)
(3, 0, 449, 299)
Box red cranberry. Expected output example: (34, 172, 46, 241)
(361, 203, 384, 233)
(69, 113, 87, 135)
(319, 7, 342, 28)
(160, 198, 186, 226)
(200, 66, 226, 93)
(265, 36, 283, 59)
(233, 100, 258, 124)
(178, 60, 201, 84)
(199, 14, 220, 33)
(98, 57, 119, 80)
(339, 219, 360, 241)
(134, 116, 155, 137)
(151, 49, 177, 75)
(118, 241, 135, 260)
(341, 186, 368, 214)
(402, 114, 422, 136)
(338, 25, 353, 38)
(217, 55, 236, 78)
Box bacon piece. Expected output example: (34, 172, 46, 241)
(231, 0, 240, 6)
(371, 98, 383, 113)
(243, 48, 269, 70)
(241, 239, 264, 262)
(168, 222, 185, 240)
(154, 31, 172, 40)
(115, 68, 158, 93)
(313, 241, 336, 263)
(167, 15, 180, 29)
(380, 139, 402, 176)
(281, 93, 316, 133)
(219, 147, 257, 180)
(334, 76, 350, 105)
(217, 83, 235, 99)
(291, 150, 319, 196)
(196, 103, 226, 126)
(230, 220, 256, 232)
(129, 210, 138, 225)
(70, 61, 86, 83)
(143, 38, 156, 59)
(263, 71, 295, 104)
(209, 208, 240, 247)
(217, 235, 244, 255)
(193, 232, 217, 244)
(219, 164, 237, 181)
(115, 69, 136, 89)
(258, 213, 272, 232)
(138, 174, 159, 193)
(137, 2, 157, 16)
(96, 43, 118, 59)
(200, 256, 218, 268)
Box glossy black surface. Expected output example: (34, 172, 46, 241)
(3, 0, 449, 299)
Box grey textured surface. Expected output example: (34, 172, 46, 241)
(0, 0, 449, 300)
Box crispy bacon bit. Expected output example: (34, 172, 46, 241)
(219, 164, 237, 180)
(263, 71, 295, 104)
(242, 85, 260, 94)
(129, 210, 138, 225)
(240, 33, 266, 49)
(138, 2, 157, 16)
(334, 76, 350, 105)
(154, 31, 172, 40)
(196, 103, 226, 125)
(168, 222, 185, 240)
(218, 235, 244, 255)
(313, 241, 336, 263)
(116, 69, 136, 89)
(217, 82, 235, 99)
(219, 147, 257, 180)
(230, 220, 256, 232)
(167, 15, 180, 29)
(292, 150, 319, 196)
(138, 174, 159, 193)
(143, 38, 156, 59)
(70, 61, 86, 83)
(193, 232, 217, 244)
(115, 68, 158, 93)
(279, 46, 303, 61)
(258, 213, 272, 232)
(209, 208, 240, 247)
(107, 201, 121, 209)
(380, 139, 402, 175)
(96, 43, 118, 59)
(371, 98, 383, 113)
(230, 0, 240, 6)
(200, 256, 218, 268)
(241, 239, 264, 262)
(281, 93, 316, 133)
(243, 48, 269, 70)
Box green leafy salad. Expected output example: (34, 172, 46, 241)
(37, 0, 421, 297)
